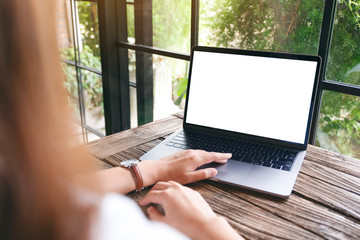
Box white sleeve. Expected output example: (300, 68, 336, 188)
(94, 193, 190, 240)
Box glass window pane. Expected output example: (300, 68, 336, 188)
(199, 0, 324, 54)
(87, 130, 102, 142)
(316, 91, 360, 159)
(76, 1, 102, 71)
(129, 49, 138, 128)
(62, 64, 81, 121)
(153, 0, 191, 53)
(326, 1, 360, 85)
(130, 86, 138, 128)
(153, 54, 188, 120)
(56, 0, 75, 62)
(127, 4, 135, 43)
(129, 49, 136, 84)
(81, 70, 105, 136)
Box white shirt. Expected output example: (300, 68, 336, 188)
(95, 193, 189, 240)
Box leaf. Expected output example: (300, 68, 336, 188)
(346, 123, 353, 134)
(324, 116, 331, 122)
(174, 90, 186, 106)
(174, 77, 188, 97)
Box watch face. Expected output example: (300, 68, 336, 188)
(120, 159, 139, 168)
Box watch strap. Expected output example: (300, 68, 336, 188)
(129, 164, 144, 191)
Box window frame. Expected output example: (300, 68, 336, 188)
(98, 0, 360, 147)
(62, 0, 105, 142)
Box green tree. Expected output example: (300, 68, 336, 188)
(153, 0, 191, 53)
(201, 0, 323, 54)
(201, 0, 360, 158)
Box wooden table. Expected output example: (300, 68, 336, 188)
(87, 115, 360, 239)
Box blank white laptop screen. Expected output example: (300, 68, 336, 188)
(185, 51, 318, 144)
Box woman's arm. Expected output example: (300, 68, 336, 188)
(95, 150, 231, 194)
(139, 181, 244, 240)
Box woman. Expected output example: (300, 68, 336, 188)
(0, 0, 243, 239)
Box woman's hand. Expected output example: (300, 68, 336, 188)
(94, 150, 231, 194)
(140, 150, 232, 186)
(139, 181, 243, 240)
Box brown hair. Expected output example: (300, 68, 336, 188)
(0, 0, 99, 239)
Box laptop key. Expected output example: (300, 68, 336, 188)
(253, 160, 263, 165)
(170, 139, 185, 145)
(288, 154, 296, 161)
(262, 161, 272, 167)
(173, 143, 183, 148)
(166, 130, 297, 172)
(242, 158, 254, 164)
(271, 164, 282, 169)
(282, 165, 291, 171)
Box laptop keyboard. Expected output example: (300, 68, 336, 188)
(165, 131, 297, 171)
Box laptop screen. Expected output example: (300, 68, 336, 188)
(185, 48, 319, 145)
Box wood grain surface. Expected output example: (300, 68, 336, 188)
(87, 115, 360, 240)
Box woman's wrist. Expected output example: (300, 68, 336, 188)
(138, 160, 163, 187)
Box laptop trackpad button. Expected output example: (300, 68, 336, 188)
(213, 160, 253, 184)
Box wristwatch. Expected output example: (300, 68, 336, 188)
(120, 159, 144, 191)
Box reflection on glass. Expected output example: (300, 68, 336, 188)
(129, 49, 138, 128)
(62, 64, 80, 121)
(316, 91, 360, 159)
(127, 4, 135, 43)
(76, 1, 102, 71)
(153, 0, 191, 53)
(152, 54, 188, 120)
(87, 130, 102, 142)
(129, 49, 136, 83)
(326, 1, 360, 85)
(199, 0, 324, 54)
(81, 70, 105, 135)
(130, 86, 138, 128)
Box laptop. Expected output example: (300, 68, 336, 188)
(140, 46, 321, 198)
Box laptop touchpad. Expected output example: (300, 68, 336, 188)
(213, 160, 253, 184)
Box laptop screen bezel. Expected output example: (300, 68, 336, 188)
(183, 46, 321, 150)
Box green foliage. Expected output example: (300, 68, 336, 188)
(61, 1, 103, 119)
(62, 0, 360, 157)
(152, 0, 191, 105)
(153, 0, 191, 53)
(173, 76, 188, 106)
(317, 0, 360, 158)
(61, 45, 103, 117)
(77, 2, 101, 58)
(326, 0, 360, 84)
(201, 0, 323, 54)
(201, 0, 360, 158)
(318, 92, 360, 157)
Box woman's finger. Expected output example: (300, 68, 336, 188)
(188, 168, 218, 182)
(139, 189, 166, 206)
(147, 206, 164, 222)
(150, 181, 172, 190)
(195, 151, 232, 165)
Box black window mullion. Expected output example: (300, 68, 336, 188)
(309, 0, 338, 144)
(63, 60, 102, 75)
(134, 0, 153, 125)
(99, 0, 130, 134)
(117, 0, 131, 130)
(191, 0, 200, 48)
(117, 42, 190, 61)
(323, 80, 360, 97)
(71, 0, 87, 142)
